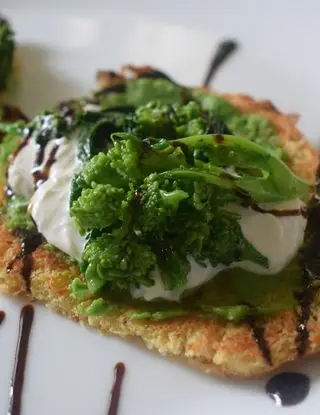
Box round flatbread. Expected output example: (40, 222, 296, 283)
(0, 73, 318, 378)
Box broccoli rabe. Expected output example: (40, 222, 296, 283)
(76, 111, 127, 163)
(128, 101, 209, 139)
(70, 124, 311, 297)
(81, 231, 156, 293)
(137, 174, 188, 233)
(70, 183, 129, 234)
(193, 90, 283, 158)
(202, 212, 268, 268)
(0, 17, 15, 90)
(99, 78, 184, 109)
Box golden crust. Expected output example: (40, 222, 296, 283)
(0, 83, 319, 378)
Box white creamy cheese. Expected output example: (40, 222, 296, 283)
(8, 133, 86, 260)
(83, 103, 102, 112)
(230, 200, 306, 275)
(133, 199, 307, 301)
(133, 258, 225, 301)
(7, 132, 307, 300)
(8, 135, 58, 198)
(7, 137, 36, 198)
(29, 137, 86, 260)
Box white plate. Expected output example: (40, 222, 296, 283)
(1, 1, 320, 415)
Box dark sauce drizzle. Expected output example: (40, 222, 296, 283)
(107, 362, 126, 415)
(32, 143, 59, 188)
(7, 233, 44, 292)
(8, 304, 34, 415)
(0, 310, 5, 325)
(247, 318, 272, 365)
(295, 284, 314, 357)
(244, 200, 307, 218)
(202, 40, 239, 87)
(294, 164, 320, 356)
(266, 372, 310, 406)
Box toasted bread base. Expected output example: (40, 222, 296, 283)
(0, 92, 318, 379)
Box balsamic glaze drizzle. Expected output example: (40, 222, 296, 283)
(295, 284, 314, 357)
(247, 318, 272, 365)
(32, 143, 59, 188)
(294, 164, 320, 356)
(202, 40, 239, 87)
(6, 233, 44, 292)
(0, 310, 5, 325)
(239, 194, 308, 218)
(8, 304, 35, 415)
(266, 372, 310, 407)
(107, 362, 126, 415)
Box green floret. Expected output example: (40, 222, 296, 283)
(128, 100, 208, 139)
(0, 17, 15, 90)
(81, 231, 157, 293)
(137, 174, 189, 232)
(80, 152, 126, 188)
(193, 90, 283, 158)
(82, 134, 142, 186)
(229, 113, 282, 159)
(107, 134, 142, 181)
(99, 78, 184, 109)
(70, 183, 129, 234)
(202, 212, 268, 268)
(192, 181, 238, 215)
(165, 210, 210, 259)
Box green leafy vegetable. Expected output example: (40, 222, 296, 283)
(70, 110, 311, 298)
(71, 183, 129, 234)
(0, 73, 310, 323)
(75, 259, 303, 321)
(99, 79, 185, 109)
(137, 174, 189, 233)
(202, 212, 268, 268)
(128, 100, 209, 139)
(193, 90, 283, 158)
(81, 231, 156, 293)
(75, 111, 127, 164)
(2, 195, 36, 232)
(159, 134, 310, 202)
(0, 17, 15, 90)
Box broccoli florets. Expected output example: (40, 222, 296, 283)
(81, 231, 157, 293)
(82, 134, 142, 186)
(70, 183, 129, 234)
(202, 212, 268, 268)
(0, 17, 15, 90)
(69, 106, 310, 297)
(137, 174, 189, 233)
(128, 100, 209, 139)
